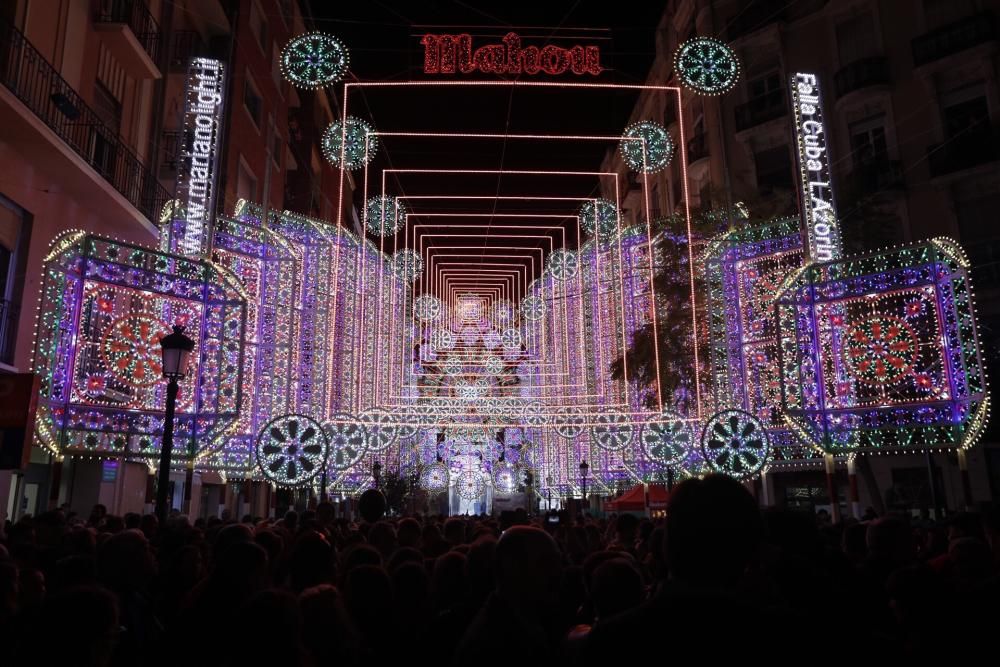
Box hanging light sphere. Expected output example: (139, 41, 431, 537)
(365, 195, 406, 237)
(620, 121, 674, 173)
(673, 36, 741, 95)
(322, 117, 378, 170)
(280, 32, 350, 88)
(393, 249, 423, 283)
(578, 199, 622, 242)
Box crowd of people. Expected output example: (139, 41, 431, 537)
(1, 474, 998, 665)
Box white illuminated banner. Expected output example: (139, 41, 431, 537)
(790, 72, 841, 263)
(173, 58, 225, 257)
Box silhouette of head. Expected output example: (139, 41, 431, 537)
(664, 474, 760, 588)
(494, 526, 562, 610)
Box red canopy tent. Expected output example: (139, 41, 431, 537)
(605, 484, 669, 512)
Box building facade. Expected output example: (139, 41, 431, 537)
(603, 0, 1000, 514)
(0, 0, 351, 520)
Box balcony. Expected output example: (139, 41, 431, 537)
(0, 299, 19, 366)
(687, 132, 708, 163)
(834, 57, 889, 99)
(912, 12, 996, 67)
(927, 128, 1000, 179)
(0, 19, 169, 231)
(734, 89, 787, 132)
(94, 0, 162, 79)
(840, 159, 905, 204)
(727, 0, 788, 42)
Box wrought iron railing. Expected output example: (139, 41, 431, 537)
(95, 0, 162, 65)
(834, 56, 889, 98)
(912, 12, 996, 67)
(734, 89, 787, 132)
(0, 19, 170, 224)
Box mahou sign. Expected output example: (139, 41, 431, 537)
(421, 32, 602, 76)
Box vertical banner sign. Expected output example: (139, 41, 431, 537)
(790, 73, 841, 263)
(173, 58, 225, 257)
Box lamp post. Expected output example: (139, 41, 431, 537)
(373, 460, 382, 490)
(546, 475, 552, 510)
(156, 325, 194, 525)
(579, 460, 589, 508)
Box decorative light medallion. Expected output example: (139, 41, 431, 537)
(522, 401, 545, 428)
(640, 411, 692, 466)
(500, 328, 522, 350)
(591, 410, 635, 451)
(102, 315, 170, 387)
(281, 32, 349, 88)
(482, 330, 501, 350)
(413, 294, 442, 322)
(547, 249, 580, 281)
(443, 356, 464, 376)
(324, 414, 369, 471)
(455, 470, 486, 500)
(844, 315, 919, 385)
(493, 463, 518, 494)
(365, 195, 406, 237)
(393, 249, 423, 283)
(579, 199, 622, 242)
(620, 121, 674, 173)
(483, 355, 504, 376)
(493, 300, 514, 324)
(520, 295, 546, 321)
(674, 36, 741, 95)
(700, 409, 769, 479)
(430, 328, 455, 351)
(555, 406, 585, 439)
(420, 462, 449, 492)
(322, 117, 377, 170)
(256, 414, 328, 486)
(358, 407, 399, 452)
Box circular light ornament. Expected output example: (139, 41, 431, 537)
(547, 249, 579, 281)
(413, 294, 442, 322)
(843, 315, 919, 386)
(455, 470, 486, 500)
(483, 355, 504, 376)
(554, 406, 585, 439)
(482, 330, 501, 350)
(493, 300, 514, 324)
(281, 32, 349, 88)
(102, 315, 170, 387)
(393, 249, 423, 283)
(443, 356, 464, 376)
(324, 414, 369, 471)
(673, 36, 741, 95)
(520, 295, 546, 322)
(322, 117, 377, 169)
(521, 401, 545, 428)
(579, 199, 622, 242)
(358, 407, 399, 452)
(500, 328, 522, 350)
(420, 462, 449, 492)
(640, 411, 693, 466)
(591, 410, 635, 452)
(620, 121, 674, 173)
(430, 328, 455, 351)
(365, 195, 406, 237)
(700, 409, 769, 479)
(493, 463, 519, 494)
(256, 414, 328, 486)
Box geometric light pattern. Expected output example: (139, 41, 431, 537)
(280, 32, 350, 89)
(619, 121, 673, 173)
(673, 37, 741, 95)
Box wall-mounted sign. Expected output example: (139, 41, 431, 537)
(790, 72, 841, 263)
(421, 32, 602, 76)
(173, 58, 226, 257)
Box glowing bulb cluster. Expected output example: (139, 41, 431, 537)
(674, 37, 741, 95)
(322, 117, 378, 170)
(620, 121, 674, 173)
(280, 32, 350, 88)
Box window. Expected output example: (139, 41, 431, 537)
(249, 1, 268, 52)
(243, 73, 262, 129)
(957, 194, 1000, 288)
(748, 70, 781, 100)
(941, 88, 990, 142)
(923, 0, 976, 29)
(848, 115, 888, 166)
(753, 145, 794, 190)
(237, 158, 258, 202)
(835, 13, 878, 65)
(0, 195, 29, 365)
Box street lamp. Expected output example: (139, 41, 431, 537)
(546, 474, 553, 509)
(373, 460, 382, 489)
(156, 325, 194, 525)
(579, 459, 590, 505)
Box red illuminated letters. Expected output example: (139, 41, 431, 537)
(421, 32, 602, 76)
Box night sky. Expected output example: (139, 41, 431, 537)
(308, 1, 666, 285)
